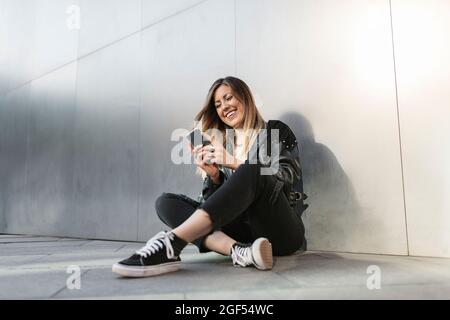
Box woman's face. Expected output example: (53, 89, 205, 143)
(214, 84, 245, 129)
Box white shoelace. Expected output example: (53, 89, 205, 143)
(231, 245, 254, 267)
(135, 231, 175, 259)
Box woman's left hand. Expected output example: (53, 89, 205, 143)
(202, 133, 244, 170)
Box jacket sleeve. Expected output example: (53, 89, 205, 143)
(257, 120, 302, 205)
(276, 124, 301, 186)
(200, 169, 226, 201)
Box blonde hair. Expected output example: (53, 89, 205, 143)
(193, 77, 266, 178)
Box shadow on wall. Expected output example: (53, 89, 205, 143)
(279, 112, 362, 252)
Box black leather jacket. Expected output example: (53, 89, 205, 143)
(197, 120, 307, 217)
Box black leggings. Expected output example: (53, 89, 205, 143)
(155, 163, 305, 256)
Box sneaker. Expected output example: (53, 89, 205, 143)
(230, 237, 273, 270)
(112, 231, 181, 277)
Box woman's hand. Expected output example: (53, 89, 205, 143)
(191, 144, 221, 184)
(201, 133, 244, 171)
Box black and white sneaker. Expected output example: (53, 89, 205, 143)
(230, 237, 273, 270)
(112, 231, 182, 277)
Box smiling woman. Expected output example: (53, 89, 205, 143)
(194, 77, 266, 176)
(202, 78, 265, 137)
(112, 76, 307, 278)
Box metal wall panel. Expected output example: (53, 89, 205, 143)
(236, 0, 407, 254)
(0, 85, 31, 233)
(25, 62, 77, 236)
(138, 0, 235, 240)
(0, 1, 8, 92)
(32, 0, 79, 78)
(0, 0, 447, 258)
(0, 93, 7, 231)
(77, 0, 141, 57)
(392, 0, 450, 258)
(141, 0, 205, 28)
(72, 34, 141, 240)
(0, 0, 35, 94)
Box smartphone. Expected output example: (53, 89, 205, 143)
(186, 128, 211, 147)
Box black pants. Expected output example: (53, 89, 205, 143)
(155, 163, 306, 256)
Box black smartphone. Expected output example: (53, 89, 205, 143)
(186, 128, 211, 147)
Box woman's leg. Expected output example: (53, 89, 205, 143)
(112, 164, 299, 277)
(155, 192, 213, 252)
(198, 163, 305, 256)
(155, 192, 200, 228)
(113, 192, 249, 277)
(245, 184, 305, 256)
(171, 208, 213, 243)
(203, 231, 237, 256)
(159, 164, 304, 256)
(173, 212, 272, 269)
(155, 192, 243, 254)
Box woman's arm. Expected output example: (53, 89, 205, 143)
(209, 169, 223, 184)
(227, 158, 245, 171)
(200, 134, 244, 171)
(201, 169, 225, 201)
(192, 144, 224, 201)
(251, 120, 302, 205)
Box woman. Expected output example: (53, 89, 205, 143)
(112, 77, 307, 278)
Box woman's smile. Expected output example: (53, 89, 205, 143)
(225, 109, 237, 120)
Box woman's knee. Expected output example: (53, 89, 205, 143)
(232, 163, 265, 184)
(155, 192, 199, 227)
(155, 193, 175, 223)
(235, 163, 276, 193)
(237, 163, 275, 180)
(235, 163, 260, 175)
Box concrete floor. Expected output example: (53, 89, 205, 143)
(1, 234, 450, 300)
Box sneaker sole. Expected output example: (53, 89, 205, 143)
(251, 238, 273, 270)
(112, 261, 181, 278)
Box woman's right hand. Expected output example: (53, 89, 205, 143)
(191, 144, 221, 183)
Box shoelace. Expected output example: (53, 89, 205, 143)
(231, 244, 254, 267)
(135, 231, 175, 259)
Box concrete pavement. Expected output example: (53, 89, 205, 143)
(1, 234, 449, 300)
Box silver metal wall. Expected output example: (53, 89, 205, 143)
(391, 0, 450, 258)
(0, 0, 449, 257)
